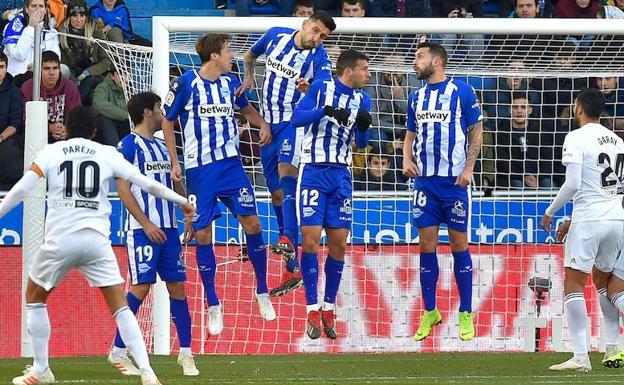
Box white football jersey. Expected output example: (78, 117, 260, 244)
(562, 122, 624, 223)
(32, 138, 140, 238)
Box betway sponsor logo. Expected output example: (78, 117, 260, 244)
(266, 56, 299, 80)
(198, 103, 233, 117)
(145, 161, 172, 174)
(416, 110, 451, 123)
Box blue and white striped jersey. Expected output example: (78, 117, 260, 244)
(294, 78, 371, 166)
(164, 70, 249, 169)
(251, 26, 332, 124)
(117, 133, 177, 230)
(406, 78, 483, 177)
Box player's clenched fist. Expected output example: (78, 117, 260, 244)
(355, 109, 372, 131)
(324, 105, 350, 126)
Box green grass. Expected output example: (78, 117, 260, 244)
(1, 353, 622, 385)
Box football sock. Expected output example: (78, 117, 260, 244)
(323, 256, 344, 305)
(246, 232, 268, 294)
(301, 251, 319, 306)
(280, 176, 300, 273)
(26, 303, 50, 374)
(419, 252, 439, 311)
(114, 292, 143, 349)
(453, 249, 473, 313)
(170, 297, 192, 349)
(598, 287, 620, 348)
(113, 306, 153, 372)
(197, 244, 219, 306)
(273, 203, 284, 236)
(565, 292, 589, 361)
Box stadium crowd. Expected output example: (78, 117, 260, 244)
(0, 0, 622, 194)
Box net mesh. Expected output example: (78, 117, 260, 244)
(92, 30, 624, 353)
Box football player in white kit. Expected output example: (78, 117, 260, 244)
(541, 88, 624, 372)
(0, 106, 194, 385)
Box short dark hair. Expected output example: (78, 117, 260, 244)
(294, 0, 314, 9)
(195, 33, 231, 64)
(511, 91, 530, 103)
(336, 49, 369, 76)
(341, 0, 365, 9)
(0, 51, 7, 66)
(67, 106, 98, 139)
(127, 92, 162, 126)
(367, 146, 390, 163)
(308, 10, 336, 32)
(41, 50, 60, 65)
(515, 0, 539, 6)
(576, 88, 606, 119)
(416, 42, 448, 67)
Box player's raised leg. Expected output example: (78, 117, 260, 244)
(12, 279, 56, 385)
(194, 224, 224, 335)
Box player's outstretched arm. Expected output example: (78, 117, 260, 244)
(0, 170, 41, 218)
(402, 130, 419, 178)
(456, 121, 483, 187)
(116, 178, 167, 244)
(541, 162, 582, 231)
(162, 119, 182, 183)
(239, 105, 272, 146)
(236, 50, 259, 97)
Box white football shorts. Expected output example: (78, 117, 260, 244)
(564, 220, 624, 274)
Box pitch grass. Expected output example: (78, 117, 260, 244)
(1, 353, 623, 385)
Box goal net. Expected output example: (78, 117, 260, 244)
(95, 17, 624, 354)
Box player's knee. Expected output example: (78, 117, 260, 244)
(166, 281, 186, 300)
(449, 233, 468, 252)
(131, 283, 151, 300)
(328, 243, 346, 260)
(278, 162, 297, 178)
(271, 189, 283, 206)
(302, 237, 319, 253)
(240, 216, 262, 234)
(195, 227, 213, 244)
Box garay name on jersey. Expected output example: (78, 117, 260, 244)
(266, 56, 299, 80)
(198, 103, 233, 117)
(598, 135, 619, 146)
(416, 110, 451, 123)
(62, 144, 96, 156)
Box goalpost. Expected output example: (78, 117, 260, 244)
(89, 16, 624, 355)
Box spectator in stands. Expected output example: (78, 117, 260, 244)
(21, 50, 80, 143)
(59, 0, 115, 105)
(313, 0, 342, 15)
(495, 92, 554, 189)
(0, 51, 24, 190)
(292, 0, 314, 16)
(341, 0, 365, 16)
(595, 77, 624, 135)
(354, 146, 407, 191)
(554, 0, 600, 18)
(611, 0, 624, 11)
(597, 2, 624, 18)
(365, 54, 420, 147)
(1, 1, 24, 33)
(367, 0, 431, 17)
(89, 0, 149, 45)
(483, 60, 540, 128)
(236, 0, 295, 16)
(497, 0, 553, 17)
(3, 0, 61, 86)
(48, 0, 65, 25)
(92, 64, 129, 146)
(431, 1, 484, 60)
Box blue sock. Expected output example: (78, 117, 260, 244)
(197, 244, 219, 306)
(114, 292, 143, 349)
(246, 232, 268, 294)
(453, 249, 473, 313)
(323, 256, 344, 305)
(280, 176, 300, 273)
(420, 252, 439, 311)
(273, 203, 284, 236)
(170, 297, 192, 348)
(301, 251, 319, 305)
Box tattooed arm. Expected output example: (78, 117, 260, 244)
(455, 121, 483, 187)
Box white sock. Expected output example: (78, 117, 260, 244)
(611, 291, 624, 312)
(114, 307, 153, 374)
(322, 302, 335, 311)
(565, 292, 589, 361)
(598, 287, 620, 348)
(110, 346, 127, 358)
(26, 303, 50, 374)
(179, 347, 192, 357)
(306, 304, 320, 313)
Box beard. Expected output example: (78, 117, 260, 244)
(416, 64, 434, 80)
